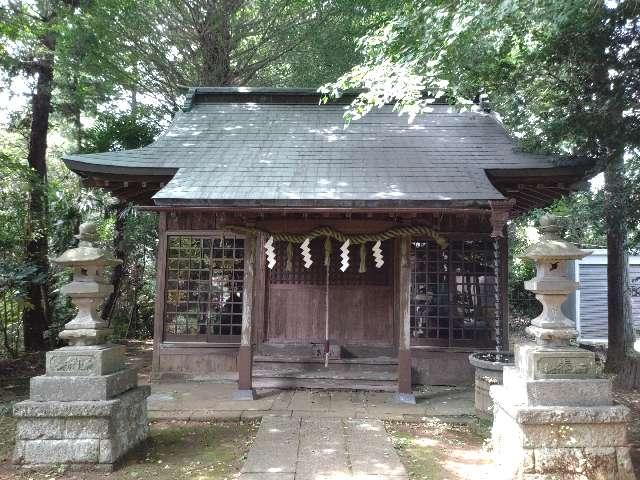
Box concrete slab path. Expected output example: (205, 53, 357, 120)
(147, 383, 473, 421)
(240, 416, 408, 480)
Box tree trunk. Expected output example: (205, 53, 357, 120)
(130, 87, 138, 115)
(72, 75, 82, 151)
(604, 151, 635, 372)
(198, 1, 241, 85)
(101, 203, 128, 324)
(22, 31, 56, 352)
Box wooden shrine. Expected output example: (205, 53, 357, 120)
(63, 87, 590, 402)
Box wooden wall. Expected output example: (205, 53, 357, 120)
(153, 209, 500, 382)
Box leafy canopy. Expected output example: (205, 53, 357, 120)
(326, 0, 640, 164)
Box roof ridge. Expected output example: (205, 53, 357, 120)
(181, 86, 455, 110)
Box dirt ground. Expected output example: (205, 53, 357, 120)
(387, 419, 495, 480)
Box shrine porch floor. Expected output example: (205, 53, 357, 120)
(146, 383, 475, 421)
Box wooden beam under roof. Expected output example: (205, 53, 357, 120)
(486, 165, 592, 215)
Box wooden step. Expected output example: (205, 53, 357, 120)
(253, 366, 397, 381)
(253, 355, 398, 365)
(252, 357, 399, 392)
(258, 343, 395, 358)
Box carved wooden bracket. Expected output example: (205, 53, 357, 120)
(489, 199, 516, 238)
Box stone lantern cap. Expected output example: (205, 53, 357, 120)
(53, 222, 121, 267)
(521, 214, 591, 262)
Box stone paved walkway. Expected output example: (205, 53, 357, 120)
(239, 416, 408, 480)
(146, 383, 473, 421)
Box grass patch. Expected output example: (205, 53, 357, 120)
(391, 429, 447, 479)
(115, 419, 258, 480)
(0, 419, 258, 480)
(387, 418, 493, 480)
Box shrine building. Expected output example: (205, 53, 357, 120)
(62, 87, 589, 401)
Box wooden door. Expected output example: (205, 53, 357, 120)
(265, 239, 393, 346)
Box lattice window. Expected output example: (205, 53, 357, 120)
(411, 240, 450, 344)
(164, 234, 244, 342)
(410, 239, 495, 347)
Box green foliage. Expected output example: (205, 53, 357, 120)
(81, 111, 161, 153)
(507, 219, 539, 320)
(328, 0, 639, 160)
(0, 145, 33, 356)
(0, 149, 30, 256)
(108, 210, 158, 340)
(78, 0, 397, 111)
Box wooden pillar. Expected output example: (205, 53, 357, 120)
(489, 200, 514, 352)
(395, 236, 416, 404)
(151, 212, 167, 382)
(498, 227, 510, 350)
(234, 234, 257, 400)
(252, 232, 267, 347)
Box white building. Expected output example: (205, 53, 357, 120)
(563, 249, 640, 344)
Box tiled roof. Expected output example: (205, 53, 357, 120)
(63, 96, 558, 207)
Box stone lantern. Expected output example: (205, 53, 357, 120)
(522, 214, 590, 347)
(490, 214, 635, 480)
(54, 222, 119, 346)
(13, 222, 149, 471)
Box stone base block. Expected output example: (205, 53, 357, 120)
(490, 385, 635, 480)
(393, 392, 416, 405)
(503, 367, 612, 407)
(46, 344, 125, 377)
(233, 389, 257, 401)
(30, 367, 137, 401)
(516, 343, 596, 380)
(515, 446, 635, 480)
(13, 386, 150, 469)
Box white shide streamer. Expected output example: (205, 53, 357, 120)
(340, 239, 350, 272)
(372, 240, 384, 268)
(300, 238, 313, 269)
(265, 236, 276, 270)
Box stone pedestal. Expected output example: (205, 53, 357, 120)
(13, 385, 149, 470)
(13, 223, 149, 471)
(14, 347, 150, 471)
(490, 215, 635, 480)
(491, 345, 634, 479)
